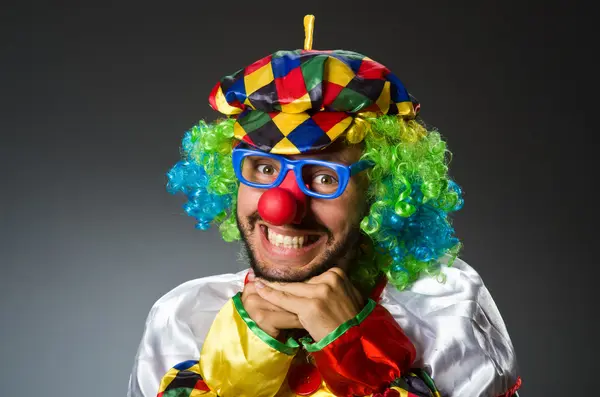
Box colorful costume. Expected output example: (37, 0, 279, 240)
(127, 16, 521, 397)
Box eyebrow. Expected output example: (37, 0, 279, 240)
(293, 140, 360, 164)
(290, 151, 353, 165)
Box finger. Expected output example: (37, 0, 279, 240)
(326, 267, 348, 279)
(262, 310, 303, 330)
(243, 282, 295, 313)
(260, 277, 357, 306)
(306, 267, 348, 285)
(251, 310, 303, 338)
(255, 281, 309, 315)
(257, 278, 321, 298)
(326, 268, 362, 303)
(307, 268, 363, 307)
(306, 267, 351, 297)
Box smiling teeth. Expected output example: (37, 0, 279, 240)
(267, 228, 306, 249)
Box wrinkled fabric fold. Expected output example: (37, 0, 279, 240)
(208, 49, 420, 154)
(199, 297, 297, 396)
(381, 257, 520, 396)
(308, 303, 416, 396)
(127, 258, 521, 397)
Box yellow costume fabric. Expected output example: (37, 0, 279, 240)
(156, 293, 441, 397)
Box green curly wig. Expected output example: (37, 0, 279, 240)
(166, 116, 463, 291)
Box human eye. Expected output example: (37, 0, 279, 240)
(241, 155, 280, 184)
(256, 163, 277, 175)
(312, 173, 338, 185)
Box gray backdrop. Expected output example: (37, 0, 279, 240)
(1, 1, 595, 396)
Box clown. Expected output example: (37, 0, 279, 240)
(127, 15, 521, 397)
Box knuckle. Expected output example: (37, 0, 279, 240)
(326, 272, 344, 289)
(317, 284, 332, 298)
(252, 311, 266, 325)
(309, 299, 326, 312)
(330, 267, 346, 278)
(244, 294, 261, 309)
(333, 276, 345, 289)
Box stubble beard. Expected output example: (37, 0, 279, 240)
(236, 212, 362, 283)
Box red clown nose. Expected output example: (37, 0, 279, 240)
(257, 172, 308, 226)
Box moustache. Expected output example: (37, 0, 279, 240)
(246, 211, 331, 236)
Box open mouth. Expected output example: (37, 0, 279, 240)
(259, 225, 322, 250)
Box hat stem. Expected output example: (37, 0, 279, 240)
(303, 15, 315, 50)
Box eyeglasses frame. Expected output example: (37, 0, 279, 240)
(231, 147, 374, 199)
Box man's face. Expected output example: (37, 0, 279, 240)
(236, 142, 369, 282)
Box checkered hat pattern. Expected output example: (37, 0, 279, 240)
(208, 49, 420, 154)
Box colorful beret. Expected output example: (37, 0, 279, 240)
(208, 16, 420, 154)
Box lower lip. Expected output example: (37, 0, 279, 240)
(259, 226, 325, 260)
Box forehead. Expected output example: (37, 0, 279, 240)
(288, 141, 363, 165)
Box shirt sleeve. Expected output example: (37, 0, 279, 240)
(126, 273, 245, 397)
(300, 299, 417, 396)
(381, 258, 522, 397)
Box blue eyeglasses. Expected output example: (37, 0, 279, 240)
(232, 147, 374, 199)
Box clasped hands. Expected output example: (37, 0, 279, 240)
(242, 267, 365, 342)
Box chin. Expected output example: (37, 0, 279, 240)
(237, 215, 350, 283)
(253, 263, 314, 283)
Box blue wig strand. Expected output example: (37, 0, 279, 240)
(166, 121, 238, 236)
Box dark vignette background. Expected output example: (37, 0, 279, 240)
(1, 1, 596, 396)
